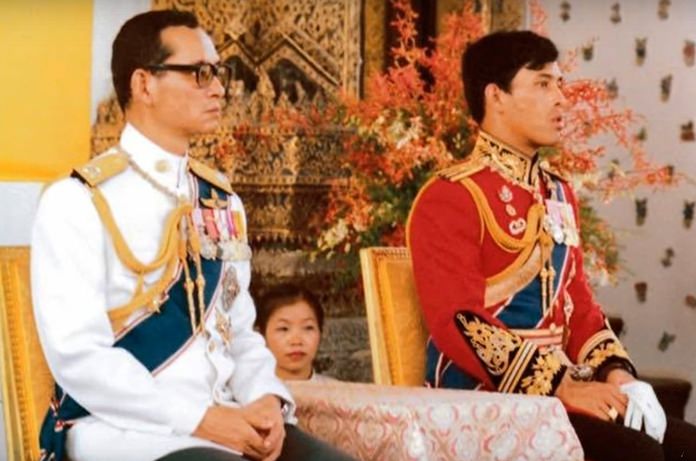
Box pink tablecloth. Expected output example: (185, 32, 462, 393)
(287, 380, 584, 461)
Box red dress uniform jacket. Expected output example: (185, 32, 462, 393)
(407, 131, 634, 395)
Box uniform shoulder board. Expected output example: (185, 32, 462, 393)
(72, 151, 129, 187)
(436, 155, 486, 183)
(540, 160, 569, 182)
(188, 158, 233, 194)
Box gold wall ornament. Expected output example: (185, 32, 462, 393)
(152, 0, 362, 96)
(91, 97, 124, 156)
(437, 0, 526, 34)
(481, 0, 526, 32)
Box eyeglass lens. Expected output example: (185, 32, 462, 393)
(197, 64, 231, 89)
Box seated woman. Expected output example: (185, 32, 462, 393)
(255, 283, 337, 382)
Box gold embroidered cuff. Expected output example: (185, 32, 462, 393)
(578, 327, 634, 371)
(576, 325, 636, 381)
(455, 312, 567, 396)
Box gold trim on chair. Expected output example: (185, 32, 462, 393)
(359, 247, 429, 386)
(0, 246, 54, 461)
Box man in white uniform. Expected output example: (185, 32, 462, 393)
(31, 9, 354, 461)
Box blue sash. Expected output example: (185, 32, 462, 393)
(38, 177, 225, 461)
(496, 181, 569, 328)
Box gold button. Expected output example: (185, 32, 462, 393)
(155, 159, 170, 173)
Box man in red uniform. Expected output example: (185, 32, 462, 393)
(407, 30, 695, 461)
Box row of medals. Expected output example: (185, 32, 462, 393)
(499, 183, 574, 246)
(190, 204, 252, 347)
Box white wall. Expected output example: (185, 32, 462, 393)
(90, 0, 150, 122)
(0, 183, 43, 246)
(540, 0, 696, 424)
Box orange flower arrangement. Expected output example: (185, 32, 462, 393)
(211, 1, 675, 286)
(313, 0, 675, 285)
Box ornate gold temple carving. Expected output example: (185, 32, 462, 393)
(152, 0, 361, 95)
(486, 0, 526, 32)
(437, 0, 526, 34)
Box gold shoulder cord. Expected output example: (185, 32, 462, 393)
(91, 188, 196, 332)
(458, 176, 556, 314)
(85, 150, 210, 335)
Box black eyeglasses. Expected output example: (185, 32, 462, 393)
(146, 62, 232, 90)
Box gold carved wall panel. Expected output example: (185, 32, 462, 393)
(437, 0, 525, 34)
(486, 0, 525, 32)
(152, 0, 362, 95)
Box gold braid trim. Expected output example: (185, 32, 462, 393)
(577, 328, 614, 363)
(519, 351, 563, 396)
(91, 188, 185, 273)
(577, 326, 620, 363)
(90, 187, 194, 333)
(73, 151, 128, 187)
(499, 340, 536, 393)
(460, 178, 544, 251)
(577, 321, 632, 371)
(484, 244, 542, 307)
(460, 178, 554, 287)
(189, 158, 233, 194)
(456, 313, 521, 376)
(584, 340, 631, 370)
(456, 312, 566, 396)
(437, 134, 556, 310)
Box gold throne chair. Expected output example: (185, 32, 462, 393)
(0, 246, 54, 461)
(359, 247, 429, 386)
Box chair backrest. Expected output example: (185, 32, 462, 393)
(0, 246, 54, 461)
(359, 247, 429, 386)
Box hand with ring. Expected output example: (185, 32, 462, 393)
(555, 370, 628, 422)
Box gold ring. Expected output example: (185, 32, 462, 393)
(606, 406, 618, 422)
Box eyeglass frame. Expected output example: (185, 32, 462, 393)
(145, 62, 233, 91)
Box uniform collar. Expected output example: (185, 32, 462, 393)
(119, 123, 190, 197)
(474, 131, 540, 187)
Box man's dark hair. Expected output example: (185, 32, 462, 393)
(462, 31, 559, 123)
(111, 10, 199, 110)
(255, 284, 325, 335)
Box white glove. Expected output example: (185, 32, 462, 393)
(620, 380, 667, 443)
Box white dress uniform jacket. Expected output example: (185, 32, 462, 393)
(31, 124, 295, 461)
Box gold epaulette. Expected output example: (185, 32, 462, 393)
(72, 152, 129, 187)
(540, 160, 569, 183)
(436, 155, 487, 183)
(188, 158, 233, 194)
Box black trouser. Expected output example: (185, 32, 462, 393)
(569, 412, 696, 461)
(156, 424, 356, 461)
